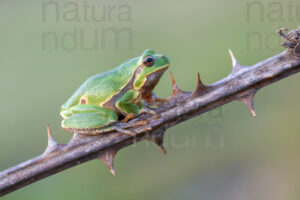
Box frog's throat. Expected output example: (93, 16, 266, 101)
(134, 64, 169, 91)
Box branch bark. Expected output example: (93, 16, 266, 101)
(0, 28, 300, 197)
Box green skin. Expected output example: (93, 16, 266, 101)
(60, 49, 170, 135)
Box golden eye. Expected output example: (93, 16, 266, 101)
(80, 98, 87, 104)
(143, 56, 155, 67)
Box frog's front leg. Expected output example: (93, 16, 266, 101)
(116, 90, 160, 122)
(116, 90, 142, 122)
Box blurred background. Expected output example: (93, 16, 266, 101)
(0, 0, 299, 199)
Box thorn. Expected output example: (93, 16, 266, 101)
(237, 90, 257, 117)
(170, 70, 176, 88)
(98, 150, 118, 176)
(46, 124, 58, 148)
(155, 138, 167, 154)
(148, 133, 167, 154)
(228, 49, 237, 67)
(170, 71, 185, 96)
(43, 124, 61, 155)
(192, 72, 207, 97)
(229, 49, 245, 73)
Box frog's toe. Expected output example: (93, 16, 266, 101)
(114, 125, 137, 136)
(140, 107, 160, 119)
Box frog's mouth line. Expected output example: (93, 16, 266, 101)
(149, 64, 169, 77)
(162, 64, 170, 70)
(156, 64, 169, 73)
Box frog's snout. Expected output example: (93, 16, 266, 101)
(160, 55, 170, 68)
(162, 55, 169, 62)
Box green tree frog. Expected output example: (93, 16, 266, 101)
(60, 49, 170, 135)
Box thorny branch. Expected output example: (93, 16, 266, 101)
(0, 27, 300, 197)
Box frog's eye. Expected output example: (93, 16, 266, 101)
(143, 56, 155, 67)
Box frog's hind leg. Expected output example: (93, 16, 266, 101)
(62, 112, 116, 130)
(75, 120, 149, 136)
(63, 107, 149, 136)
(62, 104, 118, 132)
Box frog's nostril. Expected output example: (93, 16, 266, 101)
(162, 56, 169, 63)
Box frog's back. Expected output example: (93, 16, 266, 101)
(62, 57, 139, 110)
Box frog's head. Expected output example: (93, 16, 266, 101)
(134, 49, 170, 95)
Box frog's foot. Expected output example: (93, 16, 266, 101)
(121, 113, 136, 123)
(140, 107, 160, 119)
(121, 107, 159, 124)
(144, 93, 168, 106)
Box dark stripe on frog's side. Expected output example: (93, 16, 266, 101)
(102, 64, 144, 115)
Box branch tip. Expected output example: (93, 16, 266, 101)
(277, 27, 300, 55)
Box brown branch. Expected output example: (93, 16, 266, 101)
(0, 27, 300, 197)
